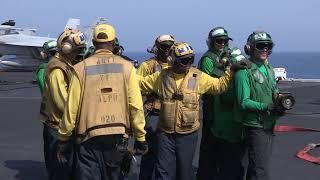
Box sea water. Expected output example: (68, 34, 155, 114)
(126, 52, 320, 79)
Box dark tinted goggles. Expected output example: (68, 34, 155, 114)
(214, 38, 229, 45)
(158, 42, 174, 51)
(177, 55, 194, 65)
(255, 42, 273, 51)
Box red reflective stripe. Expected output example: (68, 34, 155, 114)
(274, 125, 320, 132)
(295, 144, 320, 165)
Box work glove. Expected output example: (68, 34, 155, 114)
(134, 140, 148, 155)
(230, 60, 252, 71)
(215, 50, 231, 70)
(267, 103, 286, 116)
(120, 151, 134, 176)
(56, 140, 70, 168)
(267, 103, 276, 111)
(219, 50, 231, 65)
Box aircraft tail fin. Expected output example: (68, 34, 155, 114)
(64, 18, 80, 30)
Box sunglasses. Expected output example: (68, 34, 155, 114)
(214, 38, 229, 45)
(255, 42, 273, 51)
(177, 56, 194, 66)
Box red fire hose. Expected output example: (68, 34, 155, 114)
(274, 125, 320, 165)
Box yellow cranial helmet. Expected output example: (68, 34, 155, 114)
(168, 42, 195, 66)
(57, 28, 86, 54)
(93, 23, 116, 43)
(172, 42, 194, 57)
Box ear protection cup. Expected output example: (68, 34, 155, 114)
(244, 44, 251, 55)
(153, 44, 158, 55)
(207, 29, 214, 48)
(208, 29, 214, 39)
(244, 32, 255, 55)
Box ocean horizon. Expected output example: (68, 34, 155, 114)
(125, 52, 320, 79)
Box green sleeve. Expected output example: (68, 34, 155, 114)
(235, 70, 268, 111)
(199, 57, 216, 76)
(36, 68, 45, 94)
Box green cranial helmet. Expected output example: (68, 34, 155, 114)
(208, 27, 232, 40)
(207, 27, 232, 51)
(244, 31, 274, 55)
(248, 31, 273, 45)
(43, 40, 58, 53)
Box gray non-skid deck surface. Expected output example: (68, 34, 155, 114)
(0, 72, 319, 180)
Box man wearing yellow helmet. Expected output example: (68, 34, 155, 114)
(84, 37, 139, 68)
(137, 34, 175, 180)
(57, 23, 147, 180)
(139, 42, 249, 180)
(41, 28, 86, 180)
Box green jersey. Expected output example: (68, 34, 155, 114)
(198, 48, 244, 143)
(234, 59, 279, 129)
(36, 63, 47, 94)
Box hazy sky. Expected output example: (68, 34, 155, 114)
(2, 0, 319, 52)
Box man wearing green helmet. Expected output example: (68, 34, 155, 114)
(235, 31, 281, 180)
(36, 40, 58, 94)
(197, 27, 246, 180)
(37, 40, 59, 178)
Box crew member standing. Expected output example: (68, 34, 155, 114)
(36, 40, 58, 94)
(197, 27, 247, 180)
(235, 31, 282, 180)
(42, 28, 86, 180)
(57, 23, 148, 180)
(137, 34, 175, 180)
(139, 42, 249, 180)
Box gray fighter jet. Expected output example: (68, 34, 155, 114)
(0, 19, 80, 71)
